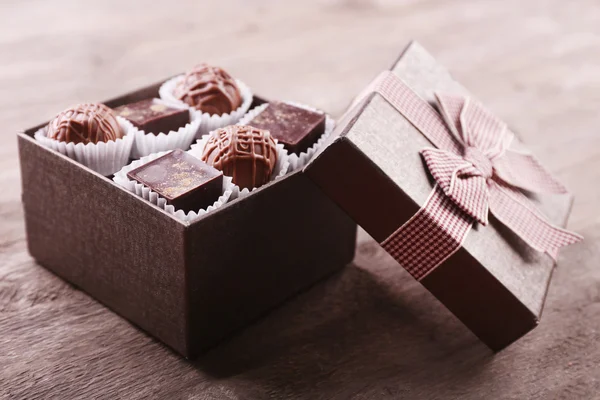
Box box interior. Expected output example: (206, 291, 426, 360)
(20, 79, 294, 229)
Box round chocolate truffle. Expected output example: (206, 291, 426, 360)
(201, 125, 278, 190)
(174, 63, 243, 115)
(47, 103, 122, 144)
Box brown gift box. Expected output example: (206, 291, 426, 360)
(305, 41, 574, 351)
(18, 84, 357, 359)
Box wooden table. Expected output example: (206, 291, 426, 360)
(1, 0, 599, 398)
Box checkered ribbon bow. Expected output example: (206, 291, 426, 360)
(364, 71, 582, 280)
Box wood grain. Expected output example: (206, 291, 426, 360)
(1, 0, 599, 398)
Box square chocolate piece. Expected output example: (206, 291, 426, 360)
(114, 98, 190, 135)
(248, 102, 326, 154)
(127, 149, 223, 212)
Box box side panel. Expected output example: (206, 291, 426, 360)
(185, 171, 357, 357)
(420, 251, 538, 351)
(18, 135, 189, 356)
(306, 135, 416, 243)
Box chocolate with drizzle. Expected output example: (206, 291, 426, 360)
(201, 125, 277, 190)
(174, 64, 243, 115)
(46, 103, 122, 144)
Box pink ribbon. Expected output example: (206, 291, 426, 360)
(362, 71, 582, 280)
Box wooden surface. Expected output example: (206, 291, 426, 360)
(1, 0, 599, 398)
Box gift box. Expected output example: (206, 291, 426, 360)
(304, 41, 581, 351)
(17, 79, 357, 359)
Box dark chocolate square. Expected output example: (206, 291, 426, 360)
(114, 99, 190, 135)
(248, 102, 326, 155)
(127, 149, 223, 212)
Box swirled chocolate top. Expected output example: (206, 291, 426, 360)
(201, 125, 277, 190)
(174, 64, 242, 115)
(46, 103, 122, 144)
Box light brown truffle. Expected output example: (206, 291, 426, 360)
(174, 64, 242, 115)
(47, 103, 122, 144)
(201, 125, 278, 190)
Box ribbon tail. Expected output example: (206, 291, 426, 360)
(381, 185, 473, 280)
(488, 181, 582, 259)
(493, 150, 568, 194)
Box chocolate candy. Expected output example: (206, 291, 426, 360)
(46, 103, 122, 144)
(174, 64, 242, 115)
(114, 99, 189, 135)
(127, 149, 223, 212)
(247, 102, 325, 155)
(201, 125, 277, 190)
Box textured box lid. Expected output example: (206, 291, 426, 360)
(304, 41, 573, 350)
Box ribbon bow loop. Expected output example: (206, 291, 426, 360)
(435, 93, 513, 160)
(365, 71, 581, 280)
(419, 94, 517, 225)
(434, 92, 568, 195)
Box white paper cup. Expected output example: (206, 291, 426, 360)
(188, 133, 290, 200)
(130, 102, 201, 159)
(34, 116, 135, 176)
(159, 75, 253, 137)
(237, 101, 334, 171)
(112, 150, 234, 222)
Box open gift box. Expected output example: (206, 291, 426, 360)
(17, 84, 357, 359)
(18, 41, 580, 358)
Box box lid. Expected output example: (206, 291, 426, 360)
(304, 41, 575, 350)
